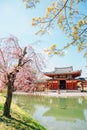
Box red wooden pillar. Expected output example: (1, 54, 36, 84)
(52, 81, 58, 90)
(57, 80, 59, 90)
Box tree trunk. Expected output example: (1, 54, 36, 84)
(3, 84, 13, 118)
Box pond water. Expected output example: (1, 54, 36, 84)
(13, 94, 87, 130)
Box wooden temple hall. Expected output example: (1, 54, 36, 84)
(44, 66, 82, 90)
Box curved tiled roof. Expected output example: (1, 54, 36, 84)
(44, 66, 82, 78)
(53, 66, 73, 74)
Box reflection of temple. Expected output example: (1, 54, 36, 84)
(44, 66, 82, 90)
(43, 97, 86, 121)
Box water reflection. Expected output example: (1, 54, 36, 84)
(13, 95, 87, 130)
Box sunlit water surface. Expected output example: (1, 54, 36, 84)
(13, 94, 87, 130)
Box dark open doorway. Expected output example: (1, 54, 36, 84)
(60, 80, 66, 89)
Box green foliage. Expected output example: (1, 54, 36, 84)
(0, 104, 3, 110)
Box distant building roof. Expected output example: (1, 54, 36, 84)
(78, 77, 86, 81)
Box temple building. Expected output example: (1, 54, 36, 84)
(44, 66, 82, 90)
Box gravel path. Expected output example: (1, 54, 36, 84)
(13, 91, 87, 98)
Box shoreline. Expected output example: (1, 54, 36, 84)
(13, 91, 87, 98)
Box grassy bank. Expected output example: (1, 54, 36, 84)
(0, 93, 46, 130)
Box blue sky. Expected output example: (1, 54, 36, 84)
(0, 0, 87, 77)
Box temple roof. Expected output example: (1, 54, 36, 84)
(52, 66, 73, 74)
(44, 66, 82, 78)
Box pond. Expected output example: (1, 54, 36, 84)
(13, 94, 87, 130)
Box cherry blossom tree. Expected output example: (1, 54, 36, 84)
(0, 35, 44, 118)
